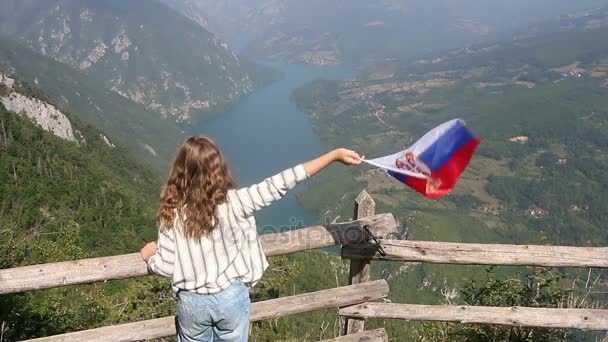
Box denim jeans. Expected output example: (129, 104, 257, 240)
(176, 280, 251, 342)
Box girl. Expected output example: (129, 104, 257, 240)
(140, 136, 363, 342)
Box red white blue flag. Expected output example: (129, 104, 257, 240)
(363, 119, 480, 199)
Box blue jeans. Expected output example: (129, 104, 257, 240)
(176, 281, 250, 342)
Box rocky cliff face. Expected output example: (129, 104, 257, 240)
(0, 0, 254, 123)
(0, 35, 184, 168)
(0, 73, 76, 142)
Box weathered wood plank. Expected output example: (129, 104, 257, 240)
(23, 280, 390, 342)
(339, 303, 608, 330)
(21, 317, 176, 342)
(342, 239, 608, 268)
(0, 214, 397, 295)
(322, 328, 388, 342)
(344, 190, 376, 335)
(251, 279, 389, 321)
(0, 253, 147, 295)
(262, 213, 396, 257)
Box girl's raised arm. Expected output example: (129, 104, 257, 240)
(232, 148, 363, 217)
(303, 148, 363, 176)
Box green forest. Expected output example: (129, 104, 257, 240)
(0, 76, 166, 339)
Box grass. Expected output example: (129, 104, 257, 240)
(453, 157, 510, 207)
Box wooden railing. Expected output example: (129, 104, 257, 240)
(3, 190, 608, 341)
(337, 194, 608, 333)
(340, 304, 608, 330)
(337, 247, 608, 331)
(342, 239, 608, 267)
(1, 200, 398, 342)
(0, 212, 396, 295)
(28, 281, 390, 342)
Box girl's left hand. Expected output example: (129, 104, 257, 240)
(140, 241, 157, 262)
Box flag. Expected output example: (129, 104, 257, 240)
(363, 119, 480, 199)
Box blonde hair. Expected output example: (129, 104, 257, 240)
(158, 136, 235, 238)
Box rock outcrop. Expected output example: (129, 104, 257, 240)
(0, 73, 76, 142)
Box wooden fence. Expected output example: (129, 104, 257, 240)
(3, 201, 398, 342)
(342, 239, 608, 267)
(338, 193, 608, 334)
(0, 212, 396, 295)
(340, 303, 608, 330)
(2, 190, 608, 341)
(28, 280, 390, 342)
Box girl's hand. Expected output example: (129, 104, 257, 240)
(334, 148, 364, 165)
(304, 148, 364, 176)
(140, 241, 157, 262)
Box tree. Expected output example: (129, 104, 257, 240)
(416, 268, 573, 342)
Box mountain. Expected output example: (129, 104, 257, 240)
(161, 0, 608, 66)
(0, 35, 183, 169)
(0, 0, 254, 124)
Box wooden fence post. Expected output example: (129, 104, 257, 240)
(343, 190, 376, 335)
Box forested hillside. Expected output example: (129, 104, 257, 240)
(0, 35, 183, 169)
(292, 19, 608, 340)
(0, 0, 254, 124)
(0, 74, 171, 339)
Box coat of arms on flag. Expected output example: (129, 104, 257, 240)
(363, 119, 480, 199)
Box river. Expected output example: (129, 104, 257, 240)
(194, 62, 353, 232)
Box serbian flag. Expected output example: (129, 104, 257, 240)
(363, 119, 480, 199)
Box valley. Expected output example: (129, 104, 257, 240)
(292, 22, 608, 340)
(295, 26, 608, 241)
(194, 61, 354, 229)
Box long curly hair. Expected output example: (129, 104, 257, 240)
(158, 136, 236, 238)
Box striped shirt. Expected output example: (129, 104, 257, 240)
(147, 164, 309, 294)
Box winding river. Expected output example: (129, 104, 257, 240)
(194, 62, 353, 231)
